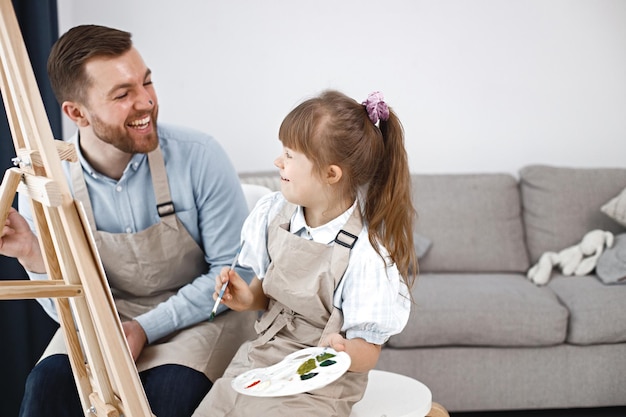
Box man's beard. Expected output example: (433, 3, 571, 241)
(90, 110, 159, 154)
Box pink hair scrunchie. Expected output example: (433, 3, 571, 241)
(362, 91, 390, 125)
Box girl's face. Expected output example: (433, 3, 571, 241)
(274, 146, 327, 208)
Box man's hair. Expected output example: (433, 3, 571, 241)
(47, 24, 133, 104)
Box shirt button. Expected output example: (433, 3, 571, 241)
(116, 185, 122, 192)
(125, 227, 132, 233)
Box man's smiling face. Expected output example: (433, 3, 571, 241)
(81, 46, 159, 154)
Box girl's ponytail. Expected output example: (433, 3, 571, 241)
(363, 93, 417, 288)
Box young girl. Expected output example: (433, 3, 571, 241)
(193, 90, 417, 417)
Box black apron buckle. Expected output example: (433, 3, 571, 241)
(334, 229, 358, 249)
(157, 201, 175, 217)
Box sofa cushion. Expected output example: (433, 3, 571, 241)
(239, 171, 281, 191)
(414, 232, 432, 259)
(601, 186, 626, 227)
(387, 273, 569, 348)
(412, 174, 529, 273)
(241, 183, 273, 212)
(519, 165, 626, 264)
(548, 274, 626, 344)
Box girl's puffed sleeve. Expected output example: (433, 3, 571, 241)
(337, 241, 411, 345)
(238, 191, 285, 280)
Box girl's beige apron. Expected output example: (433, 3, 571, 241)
(41, 146, 255, 382)
(194, 201, 368, 417)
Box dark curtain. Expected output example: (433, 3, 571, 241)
(0, 1, 61, 416)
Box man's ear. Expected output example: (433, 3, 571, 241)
(62, 101, 90, 127)
(326, 164, 343, 185)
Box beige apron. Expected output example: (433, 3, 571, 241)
(41, 145, 256, 382)
(194, 201, 368, 417)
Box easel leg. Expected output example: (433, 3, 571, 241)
(0, 0, 154, 414)
(0, 167, 21, 228)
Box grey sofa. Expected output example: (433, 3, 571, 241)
(239, 165, 626, 412)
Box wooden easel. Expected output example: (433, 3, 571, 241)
(0, 1, 154, 416)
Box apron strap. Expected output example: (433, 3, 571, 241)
(321, 207, 363, 342)
(147, 146, 177, 229)
(329, 207, 362, 289)
(252, 299, 296, 347)
(70, 157, 98, 234)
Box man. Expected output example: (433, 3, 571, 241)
(0, 24, 255, 417)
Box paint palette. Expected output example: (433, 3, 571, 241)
(231, 347, 351, 397)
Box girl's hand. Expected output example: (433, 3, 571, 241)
(319, 333, 381, 373)
(320, 332, 347, 352)
(214, 267, 255, 311)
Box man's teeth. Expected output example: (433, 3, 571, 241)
(128, 116, 150, 127)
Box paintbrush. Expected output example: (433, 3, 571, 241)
(208, 243, 244, 321)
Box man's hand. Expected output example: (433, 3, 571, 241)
(0, 208, 46, 273)
(122, 320, 147, 361)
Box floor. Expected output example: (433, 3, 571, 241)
(450, 406, 626, 416)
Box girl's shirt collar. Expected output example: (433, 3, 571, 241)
(289, 200, 358, 244)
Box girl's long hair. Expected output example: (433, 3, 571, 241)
(279, 90, 417, 288)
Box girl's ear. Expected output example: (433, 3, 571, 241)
(326, 164, 343, 185)
(62, 101, 90, 127)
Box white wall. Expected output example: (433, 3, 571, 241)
(57, 0, 626, 175)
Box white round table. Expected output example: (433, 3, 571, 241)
(350, 370, 433, 417)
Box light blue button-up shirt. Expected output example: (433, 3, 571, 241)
(20, 123, 252, 343)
